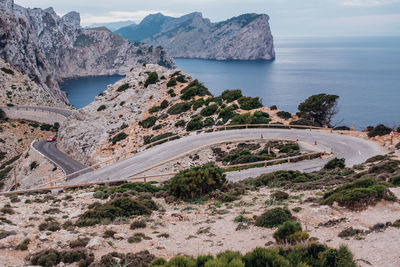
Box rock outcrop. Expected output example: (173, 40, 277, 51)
(116, 12, 275, 60)
(0, 59, 67, 107)
(0, 0, 174, 104)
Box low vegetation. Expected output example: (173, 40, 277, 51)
(110, 132, 128, 144)
(237, 96, 263, 110)
(255, 207, 294, 228)
(144, 72, 159, 87)
(367, 124, 392, 137)
(139, 116, 157, 128)
(324, 158, 346, 170)
(167, 102, 192, 115)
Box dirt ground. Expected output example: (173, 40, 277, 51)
(1, 186, 399, 266)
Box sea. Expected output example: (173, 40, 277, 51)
(60, 36, 400, 129)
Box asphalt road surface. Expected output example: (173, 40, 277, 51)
(33, 141, 87, 176)
(65, 128, 386, 185)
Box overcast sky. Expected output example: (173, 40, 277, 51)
(15, 0, 400, 36)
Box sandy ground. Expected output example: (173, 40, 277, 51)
(1, 186, 399, 266)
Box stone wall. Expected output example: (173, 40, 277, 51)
(1, 106, 67, 125)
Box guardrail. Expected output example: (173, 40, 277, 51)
(0, 152, 327, 196)
(3, 123, 331, 194)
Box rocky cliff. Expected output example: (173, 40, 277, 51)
(0, 0, 174, 105)
(116, 12, 275, 60)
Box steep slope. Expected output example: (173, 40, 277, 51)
(85, 20, 136, 31)
(0, 59, 67, 107)
(0, 0, 174, 104)
(116, 12, 275, 60)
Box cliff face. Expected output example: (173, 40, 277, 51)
(116, 13, 275, 60)
(0, 0, 174, 104)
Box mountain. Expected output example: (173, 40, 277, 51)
(115, 12, 275, 60)
(86, 20, 136, 31)
(0, 1, 174, 105)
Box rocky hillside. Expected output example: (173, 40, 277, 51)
(0, 59, 67, 107)
(0, 0, 174, 104)
(116, 12, 275, 60)
(57, 64, 291, 165)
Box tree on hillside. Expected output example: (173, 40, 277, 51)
(297, 94, 339, 127)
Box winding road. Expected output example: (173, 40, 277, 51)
(65, 128, 385, 185)
(32, 141, 88, 176)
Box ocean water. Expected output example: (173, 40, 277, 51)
(61, 36, 400, 129)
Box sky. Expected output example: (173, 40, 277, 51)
(14, 0, 400, 36)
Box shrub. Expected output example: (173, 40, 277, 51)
(120, 123, 128, 130)
(186, 116, 204, 131)
(166, 78, 177, 87)
(111, 132, 128, 144)
(175, 120, 186, 127)
(273, 221, 304, 244)
(270, 105, 278, 110)
(324, 158, 345, 169)
(16, 238, 30, 250)
(117, 83, 130, 92)
(152, 124, 162, 131)
(396, 142, 400, 150)
(97, 105, 106, 112)
(204, 117, 214, 127)
(334, 126, 351, 131)
(30, 249, 94, 267)
(271, 191, 289, 200)
(321, 177, 391, 210)
(30, 161, 38, 170)
(367, 124, 392, 137)
(1, 67, 14, 75)
(218, 105, 238, 123)
(145, 72, 159, 87)
(69, 237, 90, 248)
(160, 100, 169, 109)
(389, 174, 400, 186)
(237, 96, 263, 110)
(140, 116, 157, 128)
(277, 111, 292, 119)
(40, 124, 53, 131)
(368, 160, 399, 174)
(255, 207, 294, 228)
(278, 143, 299, 154)
(169, 164, 226, 200)
(167, 102, 192, 115)
(200, 104, 218, 117)
(193, 98, 205, 110)
(290, 119, 318, 126)
(176, 75, 187, 83)
(180, 80, 211, 100)
(149, 106, 161, 114)
(221, 89, 243, 103)
(130, 220, 147, 230)
(76, 197, 155, 226)
(230, 112, 270, 125)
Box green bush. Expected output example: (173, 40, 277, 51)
(273, 221, 305, 244)
(367, 124, 392, 137)
(271, 190, 289, 200)
(76, 197, 155, 226)
(169, 164, 226, 200)
(97, 105, 106, 112)
(221, 89, 243, 103)
(1, 67, 14, 75)
(145, 72, 159, 87)
(389, 174, 400, 186)
(237, 96, 263, 110)
(186, 116, 204, 131)
(40, 124, 53, 131)
(290, 119, 319, 127)
(277, 111, 292, 119)
(368, 160, 399, 174)
(321, 177, 391, 210)
(270, 105, 278, 110)
(166, 78, 177, 87)
(334, 126, 351, 131)
(30, 161, 38, 170)
(200, 104, 218, 117)
(255, 207, 294, 228)
(176, 75, 187, 83)
(324, 158, 346, 169)
(175, 120, 186, 127)
(180, 80, 211, 100)
(204, 117, 215, 127)
(244, 170, 312, 188)
(167, 102, 192, 115)
(117, 83, 130, 92)
(278, 143, 299, 154)
(218, 105, 238, 123)
(111, 132, 128, 144)
(167, 89, 176, 97)
(30, 249, 94, 267)
(149, 106, 161, 114)
(160, 100, 169, 109)
(230, 111, 270, 125)
(139, 116, 157, 128)
(193, 98, 205, 110)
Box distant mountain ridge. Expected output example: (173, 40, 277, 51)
(0, 0, 174, 104)
(85, 20, 136, 31)
(116, 12, 275, 60)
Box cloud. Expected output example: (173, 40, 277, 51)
(341, 0, 400, 7)
(80, 10, 183, 25)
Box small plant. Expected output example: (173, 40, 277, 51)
(324, 158, 345, 169)
(130, 220, 147, 230)
(97, 105, 106, 112)
(277, 111, 292, 119)
(167, 78, 177, 87)
(200, 104, 218, 117)
(255, 207, 294, 228)
(175, 120, 186, 127)
(169, 164, 226, 200)
(271, 191, 289, 200)
(145, 72, 159, 87)
(273, 221, 307, 244)
(167, 102, 192, 115)
(139, 116, 157, 128)
(30, 161, 38, 170)
(1, 67, 14, 75)
(117, 83, 130, 92)
(69, 237, 90, 248)
(221, 89, 243, 103)
(237, 96, 263, 110)
(186, 116, 204, 131)
(367, 124, 392, 137)
(110, 132, 128, 144)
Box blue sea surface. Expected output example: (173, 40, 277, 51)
(61, 36, 400, 129)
